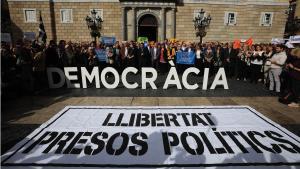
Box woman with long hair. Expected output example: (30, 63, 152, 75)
(263, 45, 274, 85)
(236, 45, 249, 81)
(213, 45, 222, 75)
(203, 45, 214, 72)
(250, 45, 264, 83)
(159, 43, 168, 74)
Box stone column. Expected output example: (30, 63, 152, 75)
(160, 7, 166, 41)
(132, 7, 136, 41)
(121, 7, 127, 41)
(171, 8, 176, 39)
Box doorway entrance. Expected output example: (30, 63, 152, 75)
(138, 14, 158, 41)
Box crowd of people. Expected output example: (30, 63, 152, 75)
(1, 38, 300, 107)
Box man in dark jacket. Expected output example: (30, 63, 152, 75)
(150, 42, 160, 70)
(143, 43, 152, 67)
(45, 40, 59, 67)
(221, 43, 238, 78)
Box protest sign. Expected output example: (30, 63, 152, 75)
(101, 36, 116, 46)
(1, 106, 300, 169)
(289, 35, 300, 44)
(137, 37, 148, 43)
(176, 51, 196, 65)
(1, 33, 12, 43)
(23, 32, 36, 41)
(271, 38, 285, 44)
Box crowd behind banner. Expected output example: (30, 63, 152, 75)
(1, 38, 300, 107)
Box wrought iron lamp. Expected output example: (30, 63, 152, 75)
(85, 9, 103, 42)
(193, 9, 211, 44)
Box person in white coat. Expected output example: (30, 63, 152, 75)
(269, 44, 287, 93)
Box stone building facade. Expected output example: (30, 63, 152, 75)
(6, 0, 289, 43)
(296, 0, 300, 17)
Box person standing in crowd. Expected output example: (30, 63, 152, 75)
(230, 43, 240, 78)
(95, 42, 106, 69)
(137, 43, 145, 70)
(187, 42, 196, 66)
(213, 45, 223, 74)
(45, 40, 59, 67)
(269, 44, 287, 94)
(236, 45, 248, 81)
(65, 42, 75, 66)
(224, 43, 238, 78)
(57, 40, 68, 67)
(164, 43, 171, 71)
(221, 43, 231, 76)
(87, 46, 96, 67)
(195, 44, 203, 73)
(127, 42, 136, 67)
(250, 45, 264, 83)
(168, 43, 177, 64)
(80, 43, 89, 67)
(150, 42, 160, 70)
(263, 45, 274, 85)
(120, 42, 129, 70)
(203, 45, 214, 71)
(113, 42, 121, 72)
(144, 42, 152, 67)
(134, 42, 140, 68)
(282, 48, 300, 107)
(32, 44, 46, 91)
(1, 41, 16, 87)
(159, 43, 168, 74)
(181, 42, 188, 52)
(73, 44, 84, 67)
(44, 40, 61, 89)
(106, 46, 114, 68)
(16, 40, 34, 93)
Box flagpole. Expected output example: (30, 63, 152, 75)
(38, 10, 47, 44)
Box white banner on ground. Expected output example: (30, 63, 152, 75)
(1, 106, 300, 169)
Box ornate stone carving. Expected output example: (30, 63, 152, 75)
(121, 1, 176, 8)
(137, 8, 161, 21)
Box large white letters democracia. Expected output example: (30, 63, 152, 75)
(47, 67, 229, 90)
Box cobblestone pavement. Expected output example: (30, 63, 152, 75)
(2, 95, 300, 154)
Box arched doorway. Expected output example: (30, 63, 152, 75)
(138, 14, 158, 41)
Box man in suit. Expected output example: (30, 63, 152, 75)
(137, 43, 145, 70)
(228, 43, 239, 78)
(127, 41, 136, 67)
(221, 43, 230, 76)
(150, 42, 160, 70)
(221, 43, 239, 78)
(143, 42, 152, 67)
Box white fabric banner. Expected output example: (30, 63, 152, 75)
(1, 106, 300, 169)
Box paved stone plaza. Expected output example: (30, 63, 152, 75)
(2, 94, 300, 154)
